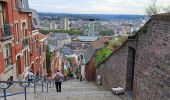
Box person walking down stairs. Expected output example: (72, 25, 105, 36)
(54, 70, 63, 92)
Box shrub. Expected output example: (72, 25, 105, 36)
(94, 35, 128, 68)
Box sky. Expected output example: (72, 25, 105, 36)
(28, 0, 170, 15)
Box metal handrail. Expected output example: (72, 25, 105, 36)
(0, 78, 55, 100)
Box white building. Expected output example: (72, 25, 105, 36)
(61, 17, 70, 30)
(83, 19, 100, 36)
(49, 21, 58, 30)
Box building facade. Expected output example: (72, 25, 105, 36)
(47, 33, 71, 49)
(61, 17, 70, 30)
(0, 0, 47, 81)
(83, 19, 101, 36)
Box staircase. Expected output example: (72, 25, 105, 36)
(3, 80, 123, 100)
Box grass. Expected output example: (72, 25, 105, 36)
(94, 35, 128, 68)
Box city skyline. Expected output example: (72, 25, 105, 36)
(29, 0, 170, 15)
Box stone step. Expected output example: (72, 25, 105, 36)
(2, 81, 123, 100)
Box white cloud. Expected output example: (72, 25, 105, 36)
(28, 0, 170, 14)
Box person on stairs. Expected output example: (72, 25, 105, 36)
(54, 70, 63, 92)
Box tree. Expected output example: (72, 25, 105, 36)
(100, 29, 114, 36)
(163, 5, 170, 13)
(46, 45, 51, 75)
(145, 0, 170, 16)
(145, 0, 160, 16)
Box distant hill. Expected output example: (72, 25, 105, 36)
(38, 12, 145, 21)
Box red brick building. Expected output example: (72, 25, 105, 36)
(84, 38, 110, 81)
(0, 0, 47, 81)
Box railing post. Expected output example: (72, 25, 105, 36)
(47, 82, 49, 93)
(34, 79, 36, 94)
(41, 81, 43, 92)
(50, 81, 51, 88)
(3, 89, 7, 100)
(24, 87, 27, 100)
(53, 80, 55, 87)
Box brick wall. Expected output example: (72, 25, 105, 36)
(133, 15, 170, 100)
(85, 58, 96, 82)
(96, 14, 170, 100)
(96, 42, 129, 89)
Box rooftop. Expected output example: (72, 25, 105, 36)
(77, 36, 98, 42)
(49, 33, 71, 40)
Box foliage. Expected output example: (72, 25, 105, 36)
(39, 30, 49, 35)
(94, 48, 112, 67)
(107, 35, 128, 49)
(94, 35, 128, 68)
(100, 29, 114, 36)
(163, 5, 170, 13)
(67, 57, 74, 67)
(46, 45, 51, 75)
(145, 0, 160, 16)
(145, 0, 170, 16)
(138, 25, 147, 34)
(39, 29, 83, 35)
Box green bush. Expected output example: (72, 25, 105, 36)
(94, 48, 112, 68)
(107, 35, 128, 49)
(46, 45, 51, 75)
(100, 29, 115, 36)
(94, 35, 128, 68)
(67, 57, 74, 67)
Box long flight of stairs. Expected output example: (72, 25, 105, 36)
(4, 80, 123, 100)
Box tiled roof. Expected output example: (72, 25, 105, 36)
(84, 38, 111, 64)
(84, 45, 96, 64)
(78, 36, 98, 42)
(49, 33, 71, 40)
(38, 33, 47, 41)
(91, 38, 110, 50)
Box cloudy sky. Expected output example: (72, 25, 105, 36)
(28, 0, 170, 15)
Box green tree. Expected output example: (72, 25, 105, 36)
(95, 35, 128, 68)
(46, 45, 51, 75)
(100, 29, 114, 36)
(67, 57, 74, 67)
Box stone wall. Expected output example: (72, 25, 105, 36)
(96, 14, 170, 100)
(133, 15, 170, 100)
(96, 42, 129, 89)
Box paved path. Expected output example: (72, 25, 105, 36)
(4, 80, 123, 100)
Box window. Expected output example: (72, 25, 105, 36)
(31, 44, 34, 54)
(43, 62, 46, 69)
(33, 18, 38, 25)
(13, 0, 18, 10)
(43, 45, 45, 52)
(0, 3, 5, 27)
(3, 43, 12, 67)
(22, 22, 27, 37)
(40, 46, 43, 55)
(34, 36, 39, 50)
(21, 0, 25, 8)
(23, 50, 28, 67)
(15, 23, 19, 43)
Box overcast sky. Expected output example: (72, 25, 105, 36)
(28, 0, 170, 15)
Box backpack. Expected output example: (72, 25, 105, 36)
(55, 74, 61, 82)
